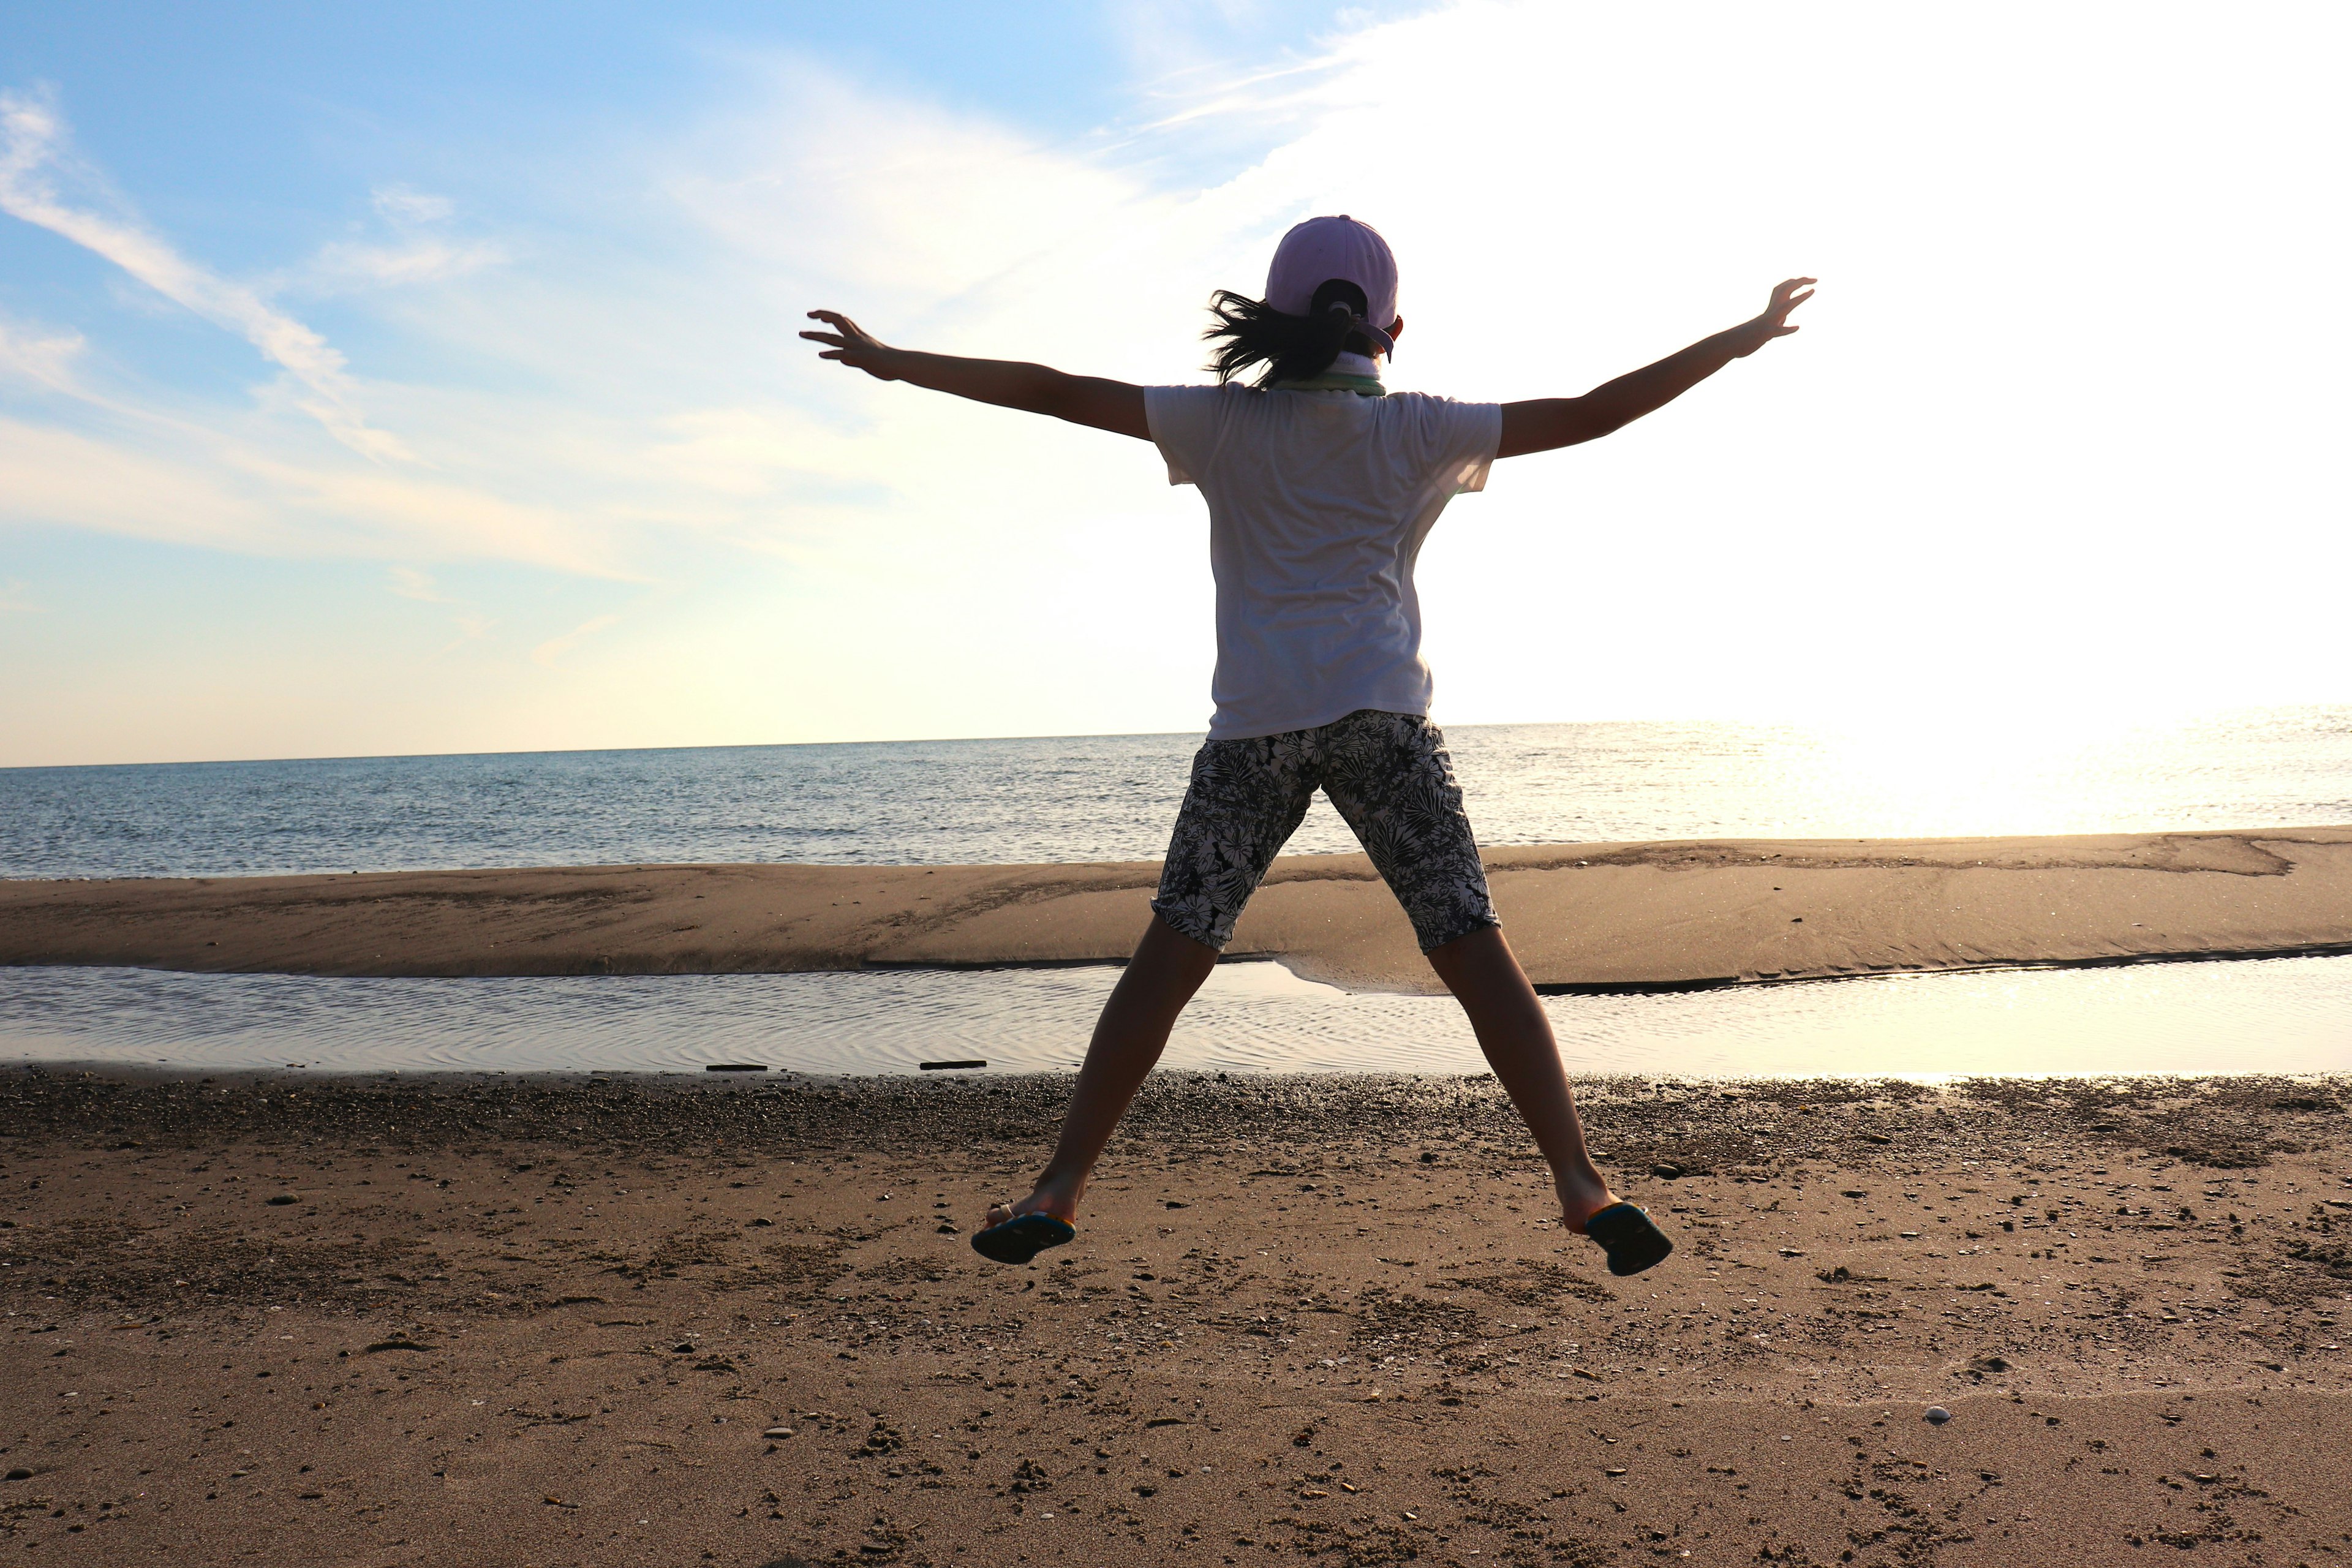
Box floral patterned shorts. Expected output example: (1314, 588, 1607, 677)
(1150, 709, 1501, 954)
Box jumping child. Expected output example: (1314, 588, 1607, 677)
(804, 216, 1811, 1278)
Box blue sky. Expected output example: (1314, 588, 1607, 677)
(4, 2, 2349, 766)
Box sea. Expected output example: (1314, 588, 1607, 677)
(4, 706, 2350, 1079)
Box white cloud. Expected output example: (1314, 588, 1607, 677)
(531, 612, 622, 666)
(0, 578, 40, 614)
(0, 315, 86, 394)
(302, 236, 506, 291)
(667, 67, 1156, 304)
(220, 450, 633, 576)
(440, 611, 494, 654)
(386, 567, 497, 654)
(0, 415, 628, 576)
(387, 566, 450, 602)
(640, 1, 2348, 731)
(0, 417, 282, 552)
(0, 89, 411, 461)
(6, 2, 2351, 766)
(372, 184, 454, 224)
(278, 181, 501, 293)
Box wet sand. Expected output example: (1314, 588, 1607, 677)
(3, 1066, 2348, 1565)
(6, 826, 2352, 993)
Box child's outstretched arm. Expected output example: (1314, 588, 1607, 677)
(801, 310, 1148, 440)
(1496, 277, 1814, 458)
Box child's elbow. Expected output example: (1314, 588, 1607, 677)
(1028, 371, 1080, 420)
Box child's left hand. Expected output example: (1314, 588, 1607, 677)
(1733, 278, 1816, 356)
(802, 310, 905, 379)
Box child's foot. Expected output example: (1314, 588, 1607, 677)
(1555, 1172, 1619, 1235)
(1558, 1166, 1673, 1275)
(971, 1185, 1080, 1267)
(980, 1183, 1079, 1234)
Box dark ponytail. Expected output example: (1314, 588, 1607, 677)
(1203, 277, 1378, 386)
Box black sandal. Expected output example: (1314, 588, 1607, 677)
(970, 1212, 1076, 1266)
(1583, 1202, 1673, 1276)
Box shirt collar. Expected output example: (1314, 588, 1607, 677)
(1270, 349, 1387, 396)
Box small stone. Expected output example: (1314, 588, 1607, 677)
(266, 1194, 298, 1206)
(763, 1427, 794, 1439)
(935, 1222, 960, 1234)
(1651, 1164, 1684, 1180)
(4, 1468, 31, 1482)
(1924, 1407, 1953, 1425)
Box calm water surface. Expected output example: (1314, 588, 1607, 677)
(6, 955, 2349, 1081)
(3, 707, 2347, 1077)
(6, 707, 2348, 879)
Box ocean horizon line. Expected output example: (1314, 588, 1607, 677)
(8, 701, 2344, 775)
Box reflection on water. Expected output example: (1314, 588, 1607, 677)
(4, 954, 2348, 1080)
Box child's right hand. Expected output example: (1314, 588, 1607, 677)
(1733, 278, 1817, 356)
(801, 310, 904, 380)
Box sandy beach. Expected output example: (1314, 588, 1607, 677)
(6, 826, 2352, 993)
(2, 1065, 2348, 1566)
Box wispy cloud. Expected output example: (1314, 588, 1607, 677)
(387, 565, 450, 602)
(221, 451, 633, 577)
(9, 4, 2351, 768)
(440, 611, 494, 654)
(0, 415, 281, 552)
(0, 314, 86, 395)
(0, 578, 40, 614)
(0, 413, 630, 576)
(299, 236, 506, 292)
(531, 612, 621, 666)
(296, 184, 502, 293)
(372, 184, 454, 224)
(0, 88, 410, 461)
(388, 567, 496, 652)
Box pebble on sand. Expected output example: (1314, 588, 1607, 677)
(763, 1427, 794, 1439)
(1924, 1407, 1953, 1425)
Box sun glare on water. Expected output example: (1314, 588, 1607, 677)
(1768, 707, 2251, 841)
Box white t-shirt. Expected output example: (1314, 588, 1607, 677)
(1145, 383, 1502, 741)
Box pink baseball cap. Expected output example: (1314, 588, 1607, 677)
(1265, 214, 1398, 329)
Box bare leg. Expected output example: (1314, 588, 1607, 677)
(1423, 925, 1618, 1231)
(982, 914, 1218, 1232)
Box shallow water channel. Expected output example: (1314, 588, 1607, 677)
(4, 952, 2349, 1080)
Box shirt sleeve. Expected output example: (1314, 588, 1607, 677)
(1144, 384, 1234, 488)
(1437, 398, 1503, 496)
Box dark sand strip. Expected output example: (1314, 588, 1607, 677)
(2, 1067, 2348, 1566)
(4, 826, 2352, 992)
